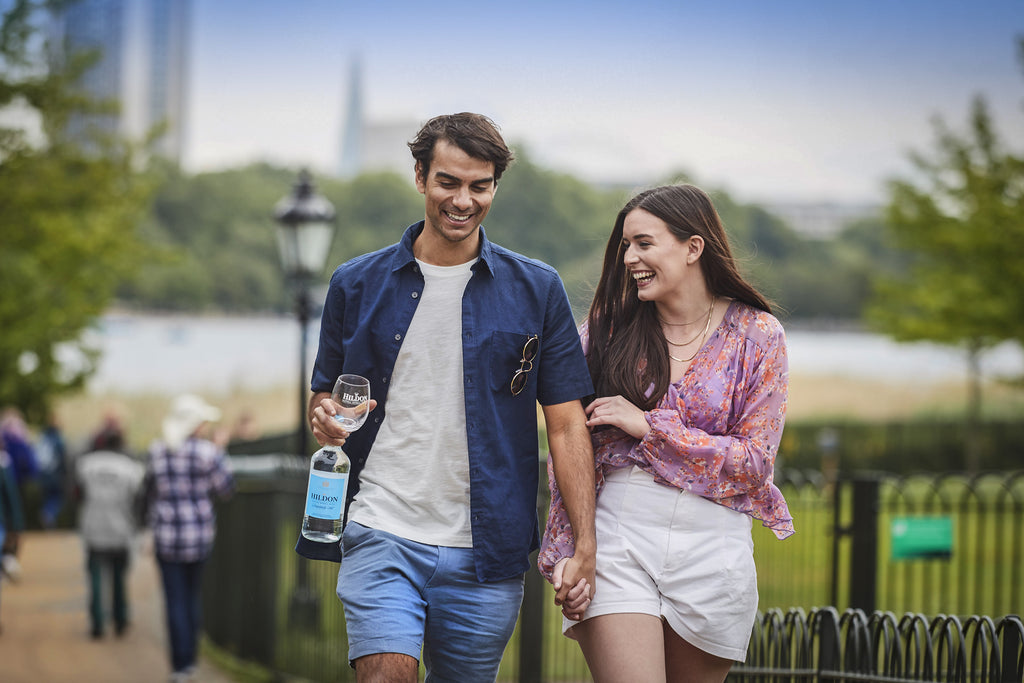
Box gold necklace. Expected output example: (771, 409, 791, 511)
(666, 298, 714, 363)
(665, 324, 708, 347)
(659, 310, 706, 326)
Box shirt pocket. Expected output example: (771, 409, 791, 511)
(488, 330, 540, 397)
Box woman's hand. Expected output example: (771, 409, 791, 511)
(552, 557, 592, 621)
(585, 395, 650, 440)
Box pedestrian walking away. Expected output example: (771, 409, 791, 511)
(0, 442, 26, 634)
(36, 412, 68, 530)
(74, 425, 145, 639)
(1, 408, 37, 584)
(142, 394, 234, 682)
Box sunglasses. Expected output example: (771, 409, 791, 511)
(510, 335, 539, 396)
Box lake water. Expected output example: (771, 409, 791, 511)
(72, 313, 1024, 394)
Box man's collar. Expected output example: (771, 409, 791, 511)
(393, 221, 496, 277)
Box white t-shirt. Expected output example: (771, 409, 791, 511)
(349, 258, 476, 547)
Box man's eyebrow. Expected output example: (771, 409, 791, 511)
(435, 171, 495, 186)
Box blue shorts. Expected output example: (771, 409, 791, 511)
(337, 522, 525, 681)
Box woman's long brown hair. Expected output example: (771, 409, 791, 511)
(586, 185, 772, 410)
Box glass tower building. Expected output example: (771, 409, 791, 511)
(51, 0, 189, 163)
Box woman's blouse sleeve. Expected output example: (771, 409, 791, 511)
(636, 318, 788, 501)
(538, 456, 572, 581)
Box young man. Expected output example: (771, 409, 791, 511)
(296, 112, 596, 681)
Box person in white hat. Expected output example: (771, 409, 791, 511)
(141, 394, 234, 682)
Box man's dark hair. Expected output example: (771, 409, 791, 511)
(408, 112, 515, 182)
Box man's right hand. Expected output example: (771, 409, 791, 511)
(308, 391, 377, 447)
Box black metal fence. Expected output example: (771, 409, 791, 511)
(735, 608, 1024, 683)
(828, 471, 1024, 617)
(202, 455, 1024, 681)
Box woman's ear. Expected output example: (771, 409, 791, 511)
(687, 235, 705, 264)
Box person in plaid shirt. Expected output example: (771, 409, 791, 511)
(142, 394, 234, 682)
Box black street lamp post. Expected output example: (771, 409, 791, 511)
(273, 169, 335, 629)
(273, 169, 336, 462)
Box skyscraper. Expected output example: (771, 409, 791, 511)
(336, 56, 418, 180)
(337, 57, 363, 179)
(50, 0, 189, 163)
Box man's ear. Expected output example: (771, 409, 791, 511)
(414, 162, 426, 193)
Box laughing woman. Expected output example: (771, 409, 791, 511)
(541, 184, 795, 683)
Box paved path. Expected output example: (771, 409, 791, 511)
(0, 530, 236, 683)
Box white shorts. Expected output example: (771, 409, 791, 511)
(565, 466, 758, 662)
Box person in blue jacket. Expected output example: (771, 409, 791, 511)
(296, 112, 597, 681)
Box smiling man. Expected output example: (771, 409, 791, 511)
(296, 113, 597, 682)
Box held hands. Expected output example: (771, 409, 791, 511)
(585, 395, 650, 440)
(551, 556, 594, 621)
(310, 394, 378, 447)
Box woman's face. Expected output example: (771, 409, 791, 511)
(621, 208, 696, 302)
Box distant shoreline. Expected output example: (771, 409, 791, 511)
(50, 312, 1022, 453)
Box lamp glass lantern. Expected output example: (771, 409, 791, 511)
(273, 170, 336, 282)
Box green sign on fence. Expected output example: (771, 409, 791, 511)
(890, 516, 953, 560)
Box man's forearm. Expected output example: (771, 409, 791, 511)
(546, 403, 597, 556)
(551, 435, 596, 556)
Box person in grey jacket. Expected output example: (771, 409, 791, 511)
(75, 427, 145, 638)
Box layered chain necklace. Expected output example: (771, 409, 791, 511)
(663, 297, 715, 363)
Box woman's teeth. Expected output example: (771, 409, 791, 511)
(632, 271, 654, 285)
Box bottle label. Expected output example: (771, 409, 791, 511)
(304, 470, 347, 519)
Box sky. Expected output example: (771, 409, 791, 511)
(185, 0, 1024, 205)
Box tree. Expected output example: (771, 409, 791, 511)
(866, 48, 1024, 470)
(485, 151, 625, 313)
(0, 0, 158, 423)
(124, 163, 297, 312)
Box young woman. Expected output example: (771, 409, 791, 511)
(541, 184, 795, 682)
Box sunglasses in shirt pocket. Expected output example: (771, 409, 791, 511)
(488, 330, 540, 396)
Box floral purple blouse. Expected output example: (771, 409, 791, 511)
(538, 300, 795, 580)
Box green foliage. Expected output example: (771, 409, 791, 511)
(707, 192, 800, 311)
(120, 163, 296, 311)
(0, 0, 158, 422)
(322, 170, 424, 267)
(863, 83, 1024, 455)
(780, 418, 1024, 474)
(127, 155, 879, 324)
(129, 153, 633, 319)
(866, 96, 1024, 349)
(485, 153, 626, 314)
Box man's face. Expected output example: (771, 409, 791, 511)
(415, 139, 497, 259)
